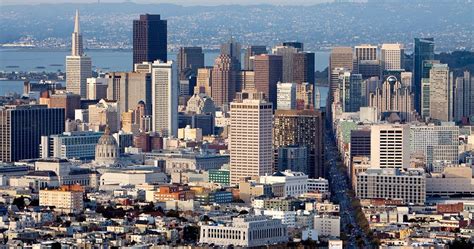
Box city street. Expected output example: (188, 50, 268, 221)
(325, 122, 373, 248)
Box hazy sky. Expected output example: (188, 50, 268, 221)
(1, 0, 337, 6)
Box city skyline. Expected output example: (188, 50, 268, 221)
(0, 2, 473, 248)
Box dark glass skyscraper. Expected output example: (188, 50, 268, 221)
(133, 14, 167, 67)
(413, 38, 435, 113)
(0, 105, 65, 162)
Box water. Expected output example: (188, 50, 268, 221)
(0, 48, 329, 73)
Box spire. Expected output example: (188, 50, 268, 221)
(74, 9, 80, 33)
(71, 9, 83, 56)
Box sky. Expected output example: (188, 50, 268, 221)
(1, 0, 338, 6)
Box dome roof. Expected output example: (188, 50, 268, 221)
(97, 126, 117, 146)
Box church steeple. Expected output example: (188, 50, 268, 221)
(71, 9, 83, 56)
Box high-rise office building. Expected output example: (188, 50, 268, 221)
(177, 47, 204, 80)
(253, 54, 283, 107)
(296, 82, 314, 110)
(276, 82, 297, 110)
(420, 60, 440, 119)
(0, 105, 65, 162)
(454, 71, 473, 121)
(292, 52, 315, 84)
(230, 93, 273, 185)
(338, 71, 362, 112)
(238, 70, 255, 92)
(105, 70, 152, 117)
(244, 45, 267, 71)
(350, 129, 371, 160)
(381, 43, 404, 71)
(368, 76, 415, 121)
(354, 44, 380, 78)
(150, 60, 178, 137)
(221, 37, 241, 66)
(413, 38, 435, 113)
(429, 63, 453, 122)
(86, 77, 108, 100)
(133, 14, 167, 66)
(88, 99, 120, 133)
(211, 54, 240, 107)
(329, 47, 354, 102)
(66, 10, 92, 98)
(354, 44, 377, 61)
(195, 67, 213, 96)
(410, 123, 459, 171)
(274, 110, 324, 178)
(272, 45, 299, 83)
(370, 124, 410, 169)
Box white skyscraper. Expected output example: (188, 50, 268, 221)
(230, 93, 273, 185)
(277, 82, 296, 110)
(370, 124, 410, 169)
(66, 10, 92, 98)
(381, 43, 404, 71)
(151, 60, 178, 137)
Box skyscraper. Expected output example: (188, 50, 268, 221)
(177, 47, 204, 80)
(381, 43, 404, 71)
(429, 63, 453, 122)
(66, 10, 92, 98)
(105, 71, 152, 116)
(292, 52, 315, 84)
(133, 14, 167, 67)
(329, 47, 354, 102)
(230, 93, 273, 185)
(253, 54, 283, 107)
(272, 45, 299, 83)
(454, 71, 473, 121)
(339, 71, 363, 112)
(0, 105, 65, 162)
(244, 45, 267, 71)
(413, 38, 435, 113)
(354, 44, 377, 61)
(221, 37, 241, 66)
(150, 60, 178, 137)
(369, 76, 415, 121)
(273, 109, 324, 178)
(211, 54, 240, 107)
(370, 124, 410, 169)
(276, 82, 297, 110)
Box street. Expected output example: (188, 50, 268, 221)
(325, 122, 373, 248)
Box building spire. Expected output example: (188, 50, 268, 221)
(74, 9, 80, 33)
(71, 9, 83, 56)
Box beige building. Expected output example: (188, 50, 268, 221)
(370, 124, 410, 169)
(426, 166, 474, 196)
(88, 99, 120, 132)
(230, 93, 273, 185)
(195, 67, 213, 96)
(178, 125, 203, 142)
(39, 185, 84, 214)
(105, 71, 152, 115)
(314, 215, 341, 238)
(86, 77, 108, 100)
(199, 216, 288, 247)
(381, 43, 404, 71)
(356, 168, 426, 205)
(66, 10, 92, 98)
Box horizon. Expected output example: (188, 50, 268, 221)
(1, 0, 339, 6)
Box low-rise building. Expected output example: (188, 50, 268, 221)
(39, 185, 84, 214)
(356, 168, 426, 205)
(314, 215, 340, 238)
(199, 215, 288, 247)
(259, 170, 308, 197)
